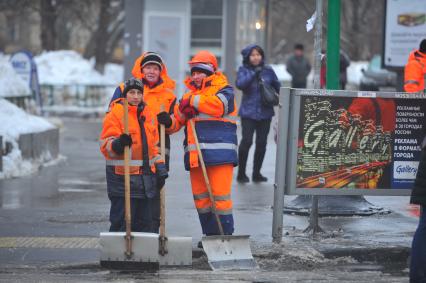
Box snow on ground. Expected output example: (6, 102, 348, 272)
(0, 57, 31, 97)
(0, 99, 55, 179)
(34, 50, 123, 86)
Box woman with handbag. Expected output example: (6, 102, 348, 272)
(235, 44, 281, 183)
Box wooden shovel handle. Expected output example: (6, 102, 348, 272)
(189, 119, 224, 235)
(123, 98, 132, 258)
(159, 105, 167, 255)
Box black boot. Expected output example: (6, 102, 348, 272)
(253, 143, 267, 182)
(252, 173, 268, 182)
(237, 144, 250, 183)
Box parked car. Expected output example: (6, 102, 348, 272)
(359, 55, 397, 91)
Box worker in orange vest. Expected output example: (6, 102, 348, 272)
(404, 39, 426, 92)
(157, 51, 238, 241)
(110, 52, 176, 233)
(101, 78, 168, 232)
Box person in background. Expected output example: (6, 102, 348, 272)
(320, 50, 351, 89)
(109, 52, 176, 233)
(404, 39, 426, 93)
(286, 43, 311, 88)
(100, 78, 168, 233)
(235, 44, 281, 183)
(410, 144, 426, 282)
(408, 39, 426, 283)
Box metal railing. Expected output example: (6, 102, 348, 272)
(40, 84, 116, 108)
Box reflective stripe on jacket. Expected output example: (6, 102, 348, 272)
(168, 72, 238, 171)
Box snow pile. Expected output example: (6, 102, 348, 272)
(347, 61, 368, 86)
(0, 57, 31, 97)
(0, 99, 55, 179)
(34, 50, 123, 86)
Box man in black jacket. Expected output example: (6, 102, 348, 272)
(410, 145, 426, 282)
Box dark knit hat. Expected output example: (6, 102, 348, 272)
(140, 52, 163, 71)
(420, 39, 426, 53)
(190, 63, 214, 76)
(122, 78, 143, 97)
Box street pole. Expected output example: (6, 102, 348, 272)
(304, 0, 324, 235)
(326, 0, 341, 90)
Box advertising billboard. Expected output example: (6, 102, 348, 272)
(284, 89, 426, 196)
(383, 0, 426, 68)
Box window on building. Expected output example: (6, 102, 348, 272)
(190, 0, 223, 67)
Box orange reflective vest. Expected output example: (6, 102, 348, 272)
(100, 98, 163, 176)
(168, 72, 238, 170)
(404, 50, 426, 92)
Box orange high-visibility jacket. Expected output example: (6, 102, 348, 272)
(100, 98, 163, 176)
(404, 50, 426, 92)
(168, 72, 238, 170)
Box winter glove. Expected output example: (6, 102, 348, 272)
(157, 111, 172, 128)
(254, 66, 263, 77)
(111, 134, 133, 154)
(181, 107, 198, 119)
(122, 78, 144, 97)
(179, 97, 198, 119)
(155, 162, 168, 189)
(178, 98, 191, 113)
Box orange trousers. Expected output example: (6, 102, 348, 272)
(189, 164, 234, 235)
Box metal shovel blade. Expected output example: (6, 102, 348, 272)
(201, 235, 257, 270)
(99, 232, 192, 268)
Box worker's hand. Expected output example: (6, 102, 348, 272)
(155, 162, 168, 189)
(111, 134, 133, 154)
(157, 111, 172, 128)
(178, 98, 191, 113)
(181, 106, 198, 119)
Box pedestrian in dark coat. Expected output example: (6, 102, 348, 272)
(410, 146, 426, 282)
(235, 44, 281, 183)
(286, 44, 311, 88)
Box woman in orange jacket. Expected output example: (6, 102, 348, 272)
(157, 51, 238, 238)
(100, 78, 168, 232)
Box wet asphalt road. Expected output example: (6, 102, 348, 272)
(0, 117, 419, 282)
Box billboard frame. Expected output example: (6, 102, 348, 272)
(279, 88, 426, 196)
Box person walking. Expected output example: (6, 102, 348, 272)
(410, 145, 426, 282)
(404, 39, 426, 92)
(235, 44, 281, 183)
(109, 52, 176, 233)
(286, 43, 311, 88)
(100, 78, 168, 232)
(157, 50, 238, 239)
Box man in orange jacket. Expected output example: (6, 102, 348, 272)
(157, 51, 238, 240)
(404, 39, 426, 92)
(101, 78, 168, 232)
(110, 52, 176, 233)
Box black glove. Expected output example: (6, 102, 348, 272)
(111, 134, 133, 154)
(157, 111, 172, 128)
(122, 78, 144, 97)
(254, 66, 263, 75)
(156, 162, 168, 189)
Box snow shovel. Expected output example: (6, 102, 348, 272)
(189, 119, 257, 271)
(99, 100, 191, 269)
(158, 105, 192, 266)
